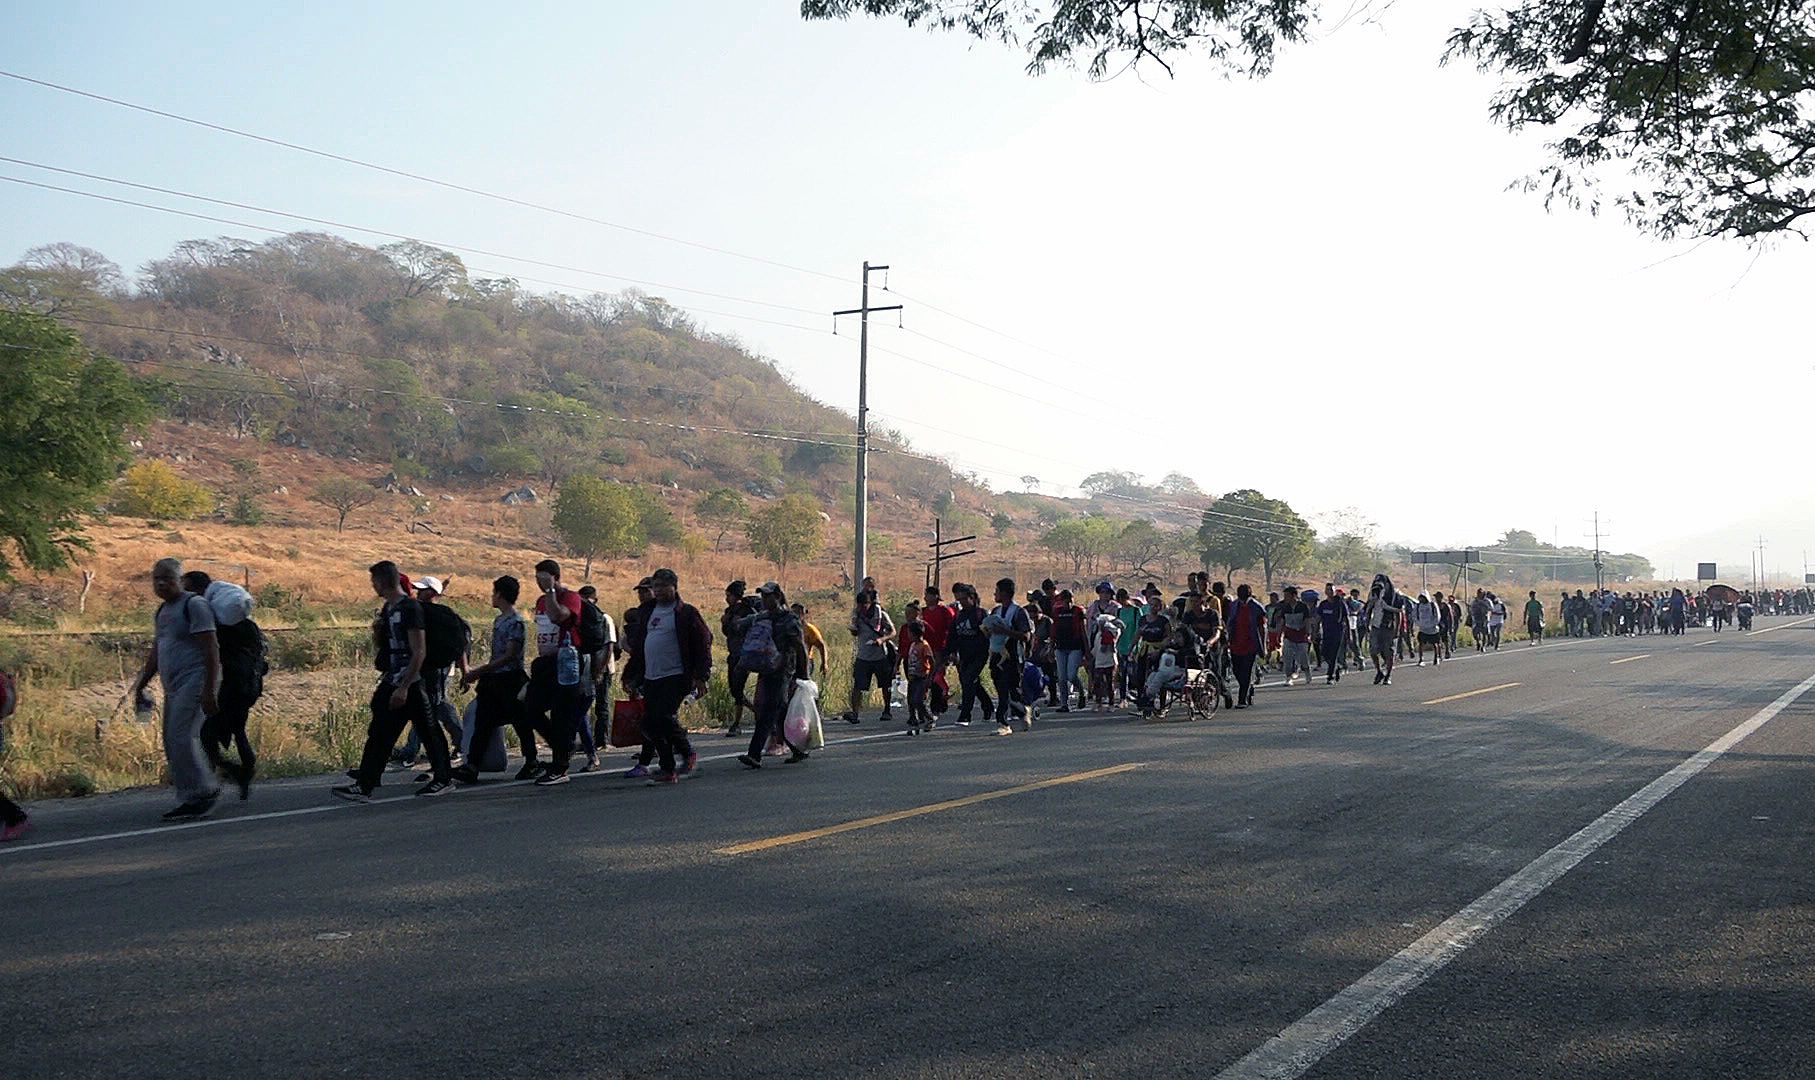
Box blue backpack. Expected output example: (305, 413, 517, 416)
(738, 615, 785, 674)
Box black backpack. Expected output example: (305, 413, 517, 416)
(422, 603, 471, 670)
(218, 618, 269, 699)
(578, 598, 609, 655)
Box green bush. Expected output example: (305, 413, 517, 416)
(111, 461, 215, 519)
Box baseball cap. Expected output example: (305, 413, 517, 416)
(634, 577, 653, 590)
(415, 575, 445, 597)
(1095, 581, 1113, 594)
(757, 581, 783, 596)
(650, 568, 678, 585)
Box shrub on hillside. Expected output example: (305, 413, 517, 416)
(112, 461, 214, 520)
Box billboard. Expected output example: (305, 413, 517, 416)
(1697, 563, 1717, 581)
(1412, 550, 1480, 564)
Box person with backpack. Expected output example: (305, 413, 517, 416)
(393, 575, 469, 773)
(983, 578, 1033, 736)
(181, 571, 266, 800)
(736, 581, 811, 767)
(332, 561, 456, 801)
(844, 590, 896, 725)
(623, 568, 710, 785)
(0, 667, 29, 842)
(522, 559, 585, 786)
(453, 575, 538, 783)
(577, 584, 618, 766)
(719, 581, 761, 738)
(1226, 584, 1268, 708)
(130, 558, 223, 821)
(1413, 591, 1444, 667)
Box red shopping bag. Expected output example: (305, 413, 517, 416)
(609, 698, 645, 748)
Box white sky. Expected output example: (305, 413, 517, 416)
(3, 1, 1811, 580)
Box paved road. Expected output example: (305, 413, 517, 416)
(4, 618, 1812, 1079)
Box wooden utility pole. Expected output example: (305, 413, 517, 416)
(833, 262, 902, 591)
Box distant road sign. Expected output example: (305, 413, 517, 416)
(1805, 573, 1814, 585)
(1697, 563, 1717, 581)
(1412, 550, 1480, 564)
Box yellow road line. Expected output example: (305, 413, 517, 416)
(714, 762, 1143, 856)
(1610, 654, 1651, 665)
(1421, 682, 1521, 706)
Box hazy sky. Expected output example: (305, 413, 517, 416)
(4, 1, 1811, 580)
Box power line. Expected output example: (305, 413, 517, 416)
(0, 68, 850, 284)
(0, 156, 828, 318)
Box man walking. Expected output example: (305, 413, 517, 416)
(333, 561, 455, 801)
(844, 589, 896, 725)
(1524, 590, 1546, 645)
(623, 568, 709, 785)
(132, 558, 223, 820)
(984, 578, 1032, 735)
(944, 583, 993, 726)
(1226, 584, 1267, 707)
(524, 560, 586, 786)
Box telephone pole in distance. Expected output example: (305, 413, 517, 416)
(834, 261, 902, 591)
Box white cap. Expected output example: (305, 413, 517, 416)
(415, 575, 445, 596)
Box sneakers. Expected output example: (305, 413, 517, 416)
(737, 753, 762, 769)
(232, 762, 255, 801)
(623, 764, 651, 779)
(0, 819, 32, 843)
(330, 784, 373, 803)
(451, 764, 481, 784)
(416, 779, 456, 797)
(993, 724, 1013, 736)
(842, 712, 861, 725)
(784, 749, 809, 764)
(534, 771, 571, 787)
(645, 771, 680, 786)
(580, 756, 601, 773)
(1373, 671, 1385, 685)
(514, 761, 545, 782)
(955, 717, 972, 727)
(162, 793, 218, 821)
(679, 751, 700, 776)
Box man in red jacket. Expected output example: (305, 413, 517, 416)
(623, 568, 713, 785)
(919, 584, 956, 715)
(1225, 583, 1268, 709)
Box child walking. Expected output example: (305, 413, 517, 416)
(902, 622, 936, 735)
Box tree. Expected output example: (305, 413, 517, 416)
(1040, 516, 1119, 575)
(0, 243, 124, 315)
(1079, 469, 1147, 498)
(804, 0, 1815, 241)
(1200, 489, 1314, 590)
(0, 311, 149, 578)
(378, 241, 469, 300)
(746, 494, 825, 574)
(991, 510, 1014, 536)
(1158, 471, 1204, 498)
(113, 462, 215, 520)
(630, 486, 684, 546)
(552, 474, 644, 579)
(309, 476, 381, 533)
(695, 488, 749, 550)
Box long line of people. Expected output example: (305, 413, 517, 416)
(10, 557, 1796, 832)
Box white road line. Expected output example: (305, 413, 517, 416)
(0, 729, 910, 857)
(1609, 654, 1651, 665)
(1694, 640, 1719, 647)
(1215, 667, 1815, 1080)
(1748, 615, 1815, 636)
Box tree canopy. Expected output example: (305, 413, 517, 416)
(1197, 489, 1314, 589)
(553, 475, 644, 579)
(746, 494, 826, 574)
(0, 311, 148, 578)
(803, 0, 1815, 240)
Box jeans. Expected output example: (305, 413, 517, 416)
(396, 666, 461, 762)
(747, 673, 796, 759)
(956, 652, 992, 720)
(1054, 649, 1083, 707)
(1230, 652, 1258, 703)
(907, 675, 930, 728)
(200, 682, 258, 777)
(527, 655, 584, 776)
(355, 680, 449, 790)
(641, 673, 696, 774)
(466, 670, 533, 773)
(988, 652, 1019, 723)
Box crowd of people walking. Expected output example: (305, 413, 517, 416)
(1, 556, 1805, 834)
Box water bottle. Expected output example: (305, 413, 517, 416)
(557, 643, 580, 687)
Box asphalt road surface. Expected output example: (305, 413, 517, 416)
(5, 617, 1813, 1079)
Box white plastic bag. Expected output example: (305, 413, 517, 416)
(889, 675, 907, 711)
(204, 581, 256, 626)
(784, 679, 818, 748)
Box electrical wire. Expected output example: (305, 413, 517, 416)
(0, 68, 851, 285)
(0, 156, 828, 318)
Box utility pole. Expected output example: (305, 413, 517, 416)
(833, 261, 902, 592)
(1591, 510, 1605, 592)
(1757, 535, 1766, 593)
(928, 517, 978, 593)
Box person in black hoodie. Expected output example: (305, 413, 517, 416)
(623, 568, 713, 785)
(736, 582, 811, 769)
